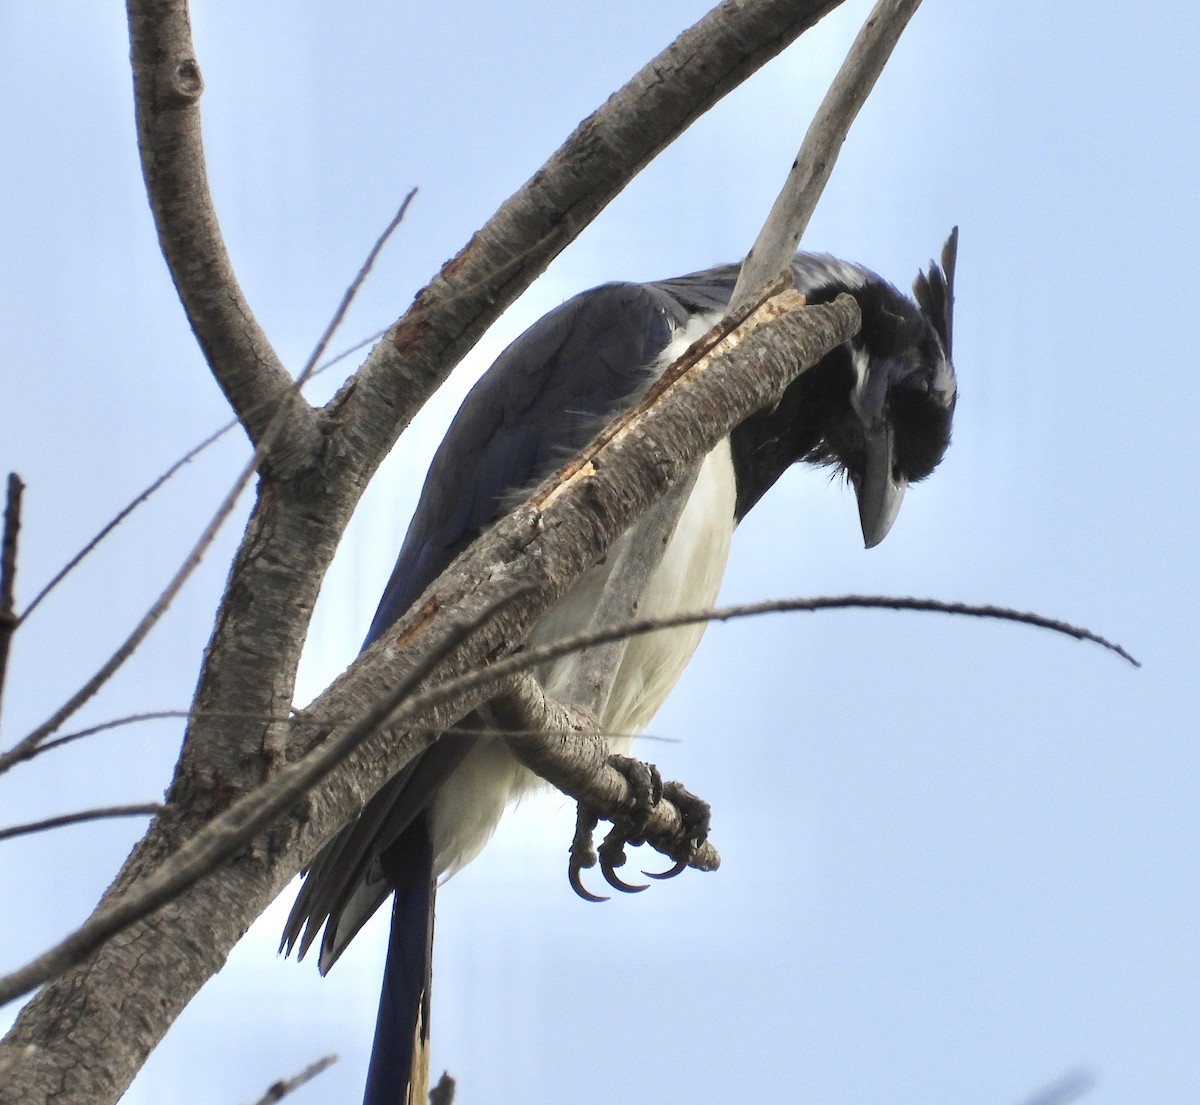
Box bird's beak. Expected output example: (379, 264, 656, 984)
(856, 422, 907, 548)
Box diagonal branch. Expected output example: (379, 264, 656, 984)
(731, 0, 925, 308)
(245, 1055, 338, 1105)
(0, 578, 527, 1008)
(0, 569, 1135, 1008)
(126, 0, 317, 461)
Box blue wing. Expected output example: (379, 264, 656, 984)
(363, 280, 691, 643)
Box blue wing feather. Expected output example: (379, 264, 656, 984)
(363, 282, 684, 644)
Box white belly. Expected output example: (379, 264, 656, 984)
(429, 440, 737, 877)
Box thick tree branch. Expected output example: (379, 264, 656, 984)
(126, 0, 317, 461)
(4, 569, 1136, 1011)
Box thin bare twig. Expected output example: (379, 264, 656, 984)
(244, 1055, 337, 1105)
(2, 710, 259, 772)
(8, 450, 260, 764)
(7, 705, 673, 770)
(17, 327, 388, 629)
(732, 0, 924, 308)
(0, 473, 23, 727)
(0, 805, 162, 843)
(300, 191, 416, 380)
(18, 427, 231, 627)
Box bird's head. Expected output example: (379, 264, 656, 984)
(794, 230, 958, 547)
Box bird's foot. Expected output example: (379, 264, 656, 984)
(567, 755, 711, 902)
(643, 780, 711, 881)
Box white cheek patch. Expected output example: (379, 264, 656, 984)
(849, 343, 872, 421)
(932, 356, 957, 406)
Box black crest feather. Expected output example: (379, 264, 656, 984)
(913, 227, 958, 359)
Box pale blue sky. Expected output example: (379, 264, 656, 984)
(1, 2, 1196, 1103)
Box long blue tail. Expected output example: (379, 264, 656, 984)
(362, 820, 436, 1105)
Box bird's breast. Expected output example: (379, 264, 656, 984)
(591, 438, 737, 738)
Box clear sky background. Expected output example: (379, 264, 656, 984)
(1, 2, 1196, 1104)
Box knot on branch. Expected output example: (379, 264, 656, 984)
(163, 58, 203, 106)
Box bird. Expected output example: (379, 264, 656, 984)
(282, 231, 958, 1105)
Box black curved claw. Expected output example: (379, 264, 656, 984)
(643, 857, 689, 881)
(599, 825, 649, 893)
(569, 805, 608, 902)
(569, 860, 609, 903)
(601, 853, 649, 894)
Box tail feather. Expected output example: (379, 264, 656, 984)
(363, 820, 436, 1105)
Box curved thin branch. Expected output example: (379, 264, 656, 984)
(0, 806, 161, 843)
(16, 326, 386, 630)
(126, 0, 316, 461)
(299, 191, 417, 381)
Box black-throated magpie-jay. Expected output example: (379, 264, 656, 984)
(283, 233, 958, 1105)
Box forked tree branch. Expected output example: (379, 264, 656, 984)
(0, 0, 934, 1100)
